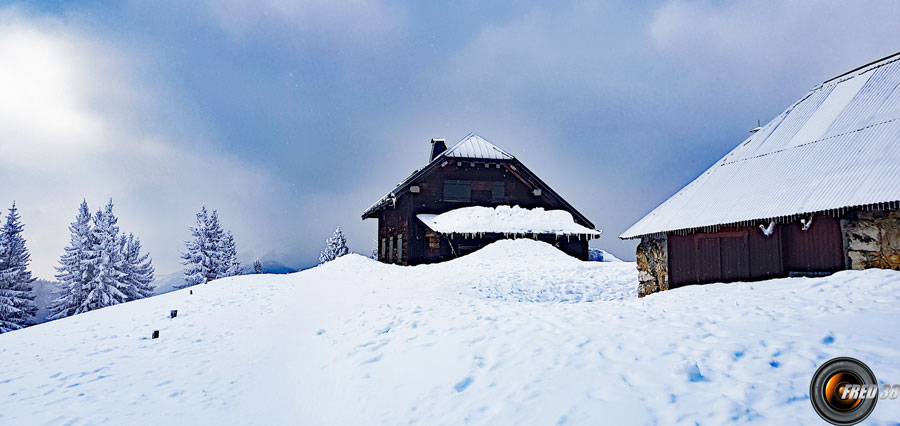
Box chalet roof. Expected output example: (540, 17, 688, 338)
(443, 132, 514, 160)
(621, 52, 900, 239)
(417, 206, 601, 237)
(361, 133, 595, 228)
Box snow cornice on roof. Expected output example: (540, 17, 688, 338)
(620, 51, 900, 240)
(417, 205, 602, 239)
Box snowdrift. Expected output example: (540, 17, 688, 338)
(1, 240, 899, 425)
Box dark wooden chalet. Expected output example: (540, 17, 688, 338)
(362, 133, 600, 265)
(621, 52, 900, 297)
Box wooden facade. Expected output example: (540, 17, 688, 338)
(667, 214, 846, 287)
(363, 138, 596, 265)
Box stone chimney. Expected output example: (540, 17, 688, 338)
(430, 138, 447, 161)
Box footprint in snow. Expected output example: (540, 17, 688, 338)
(454, 377, 474, 392)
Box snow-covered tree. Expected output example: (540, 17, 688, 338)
(52, 199, 153, 319)
(0, 202, 38, 332)
(180, 206, 212, 288)
(120, 233, 155, 300)
(52, 200, 95, 319)
(79, 200, 130, 312)
(319, 226, 349, 264)
(253, 259, 263, 274)
(180, 206, 240, 287)
(220, 231, 241, 277)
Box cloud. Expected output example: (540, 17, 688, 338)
(649, 0, 900, 86)
(202, 0, 407, 45)
(0, 8, 297, 279)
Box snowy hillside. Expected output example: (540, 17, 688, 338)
(151, 261, 300, 296)
(1, 240, 899, 425)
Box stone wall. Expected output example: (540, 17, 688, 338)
(636, 234, 668, 297)
(843, 210, 900, 270)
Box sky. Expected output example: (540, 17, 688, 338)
(1, 0, 899, 279)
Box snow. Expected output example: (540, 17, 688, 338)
(1, 239, 899, 425)
(418, 205, 601, 237)
(787, 70, 872, 148)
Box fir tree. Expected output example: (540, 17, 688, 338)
(220, 231, 241, 277)
(0, 202, 38, 332)
(253, 259, 263, 274)
(120, 233, 155, 300)
(179, 206, 211, 288)
(204, 209, 225, 279)
(52, 199, 153, 319)
(180, 206, 240, 286)
(319, 226, 349, 263)
(79, 200, 129, 312)
(51, 200, 95, 319)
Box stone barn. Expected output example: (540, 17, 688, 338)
(620, 51, 900, 297)
(363, 133, 601, 265)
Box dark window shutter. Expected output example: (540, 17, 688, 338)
(492, 182, 505, 203)
(443, 180, 471, 202)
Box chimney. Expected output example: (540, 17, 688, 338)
(430, 138, 447, 161)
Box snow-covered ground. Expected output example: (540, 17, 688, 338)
(1, 240, 899, 425)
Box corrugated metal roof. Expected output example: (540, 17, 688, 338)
(443, 132, 514, 160)
(621, 52, 900, 239)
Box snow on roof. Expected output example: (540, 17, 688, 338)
(417, 205, 602, 237)
(362, 133, 514, 217)
(442, 132, 514, 160)
(621, 52, 900, 239)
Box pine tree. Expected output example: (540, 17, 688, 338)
(180, 206, 240, 286)
(0, 202, 38, 332)
(79, 200, 130, 312)
(204, 209, 225, 279)
(253, 259, 263, 274)
(220, 231, 241, 277)
(52, 199, 153, 318)
(179, 206, 211, 288)
(319, 226, 349, 264)
(120, 233, 155, 300)
(52, 200, 95, 319)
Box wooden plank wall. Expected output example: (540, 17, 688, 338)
(667, 214, 843, 287)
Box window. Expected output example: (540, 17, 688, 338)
(491, 182, 505, 203)
(397, 234, 403, 263)
(443, 180, 471, 202)
(380, 238, 386, 261)
(388, 237, 394, 264)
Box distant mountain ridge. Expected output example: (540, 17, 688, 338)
(588, 248, 623, 262)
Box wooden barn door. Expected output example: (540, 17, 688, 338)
(719, 234, 750, 281)
(695, 237, 721, 283)
(782, 215, 844, 274)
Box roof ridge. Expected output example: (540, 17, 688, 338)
(822, 50, 900, 85)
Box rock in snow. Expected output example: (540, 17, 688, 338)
(1, 239, 899, 425)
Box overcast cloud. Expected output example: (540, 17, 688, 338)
(1, 1, 898, 279)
